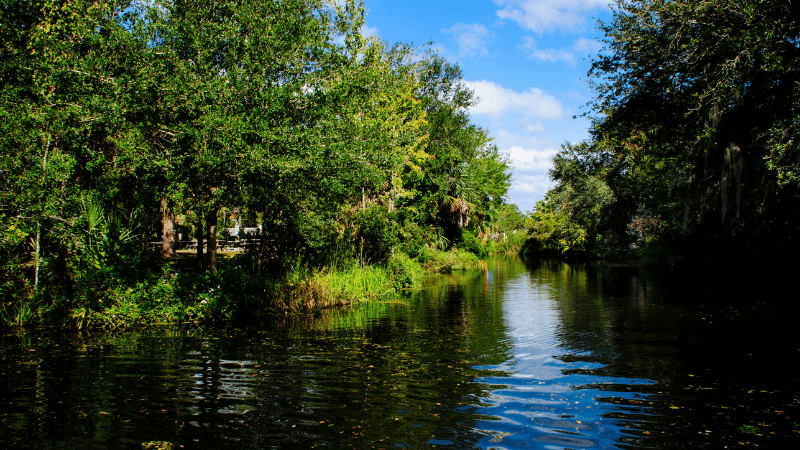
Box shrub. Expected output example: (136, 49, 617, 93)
(387, 252, 424, 289)
(353, 206, 400, 264)
(417, 247, 482, 273)
(459, 230, 487, 257)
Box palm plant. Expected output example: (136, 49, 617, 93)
(79, 197, 137, 270)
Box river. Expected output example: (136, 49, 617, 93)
(2, 256, 799, 449)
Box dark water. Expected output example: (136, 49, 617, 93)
(2, 257, 799, 449)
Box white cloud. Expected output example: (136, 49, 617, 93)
(523, 37, 575, 64)
(566, 89, 587, 100)
(572, 37, 603, 54)
(361, 24, 379, 39)
(507, 145, 558, 167)
(508, 154, 558, 211)
(508, 164, 555, 211)
(507, 153, 558, 211)
(495, 130, 557, 161)
(494, 0, 609, 34)
(522, 36, 602, 64)
(490, 129, 562, 209)
(517, 118, 547, 133)
(464, 80, 563, 120)
(442, 23, 492, 59)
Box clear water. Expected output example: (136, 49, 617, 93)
(2, 256, 799, 449)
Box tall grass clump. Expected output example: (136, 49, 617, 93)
(315, 262, 397, 303)
(417, 247, 483, 273)
(239, 260, 398, 316)
(0, 299, 37, 326)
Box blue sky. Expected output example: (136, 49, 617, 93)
(356, 0, 613, 213)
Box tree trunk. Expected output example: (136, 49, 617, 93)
(206, 207, 218, 274)
(196, 206, 205, 271)
(34, 223, 40, 291)
(36, 135, 49, 291)
(161, 198, 176, 257)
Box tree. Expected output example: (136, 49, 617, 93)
(523, 141, 618, 256)
(150, 0, 357, 272)
(587, 0, 800, 258)
(399, 52, 512, 246)
(1, 0, 160, 295)
(0, 0, 519, 321)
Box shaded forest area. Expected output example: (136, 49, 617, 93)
(524, 0, 800, 269)
(0, 0, 526, 326)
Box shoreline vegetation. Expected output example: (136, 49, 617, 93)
(520, 0, 800, 268)
(3, 0, 799, 327)
(1, 247, 492, 329)
(0, 0, 526, 328)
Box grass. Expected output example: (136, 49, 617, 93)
(417, 247, 485, 272)
(0, 299, 36, 327)
(1, 247, 489, 329)
(317, 263, 397, 302)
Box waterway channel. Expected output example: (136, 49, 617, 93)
(2, 256, 799, 449)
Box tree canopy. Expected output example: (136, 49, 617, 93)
(527, 0, 800, 262)
(1, 0, 516, 316)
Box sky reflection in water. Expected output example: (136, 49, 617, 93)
(468, 260, 659, 449)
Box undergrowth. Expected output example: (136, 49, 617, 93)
(1, 248, 487, 329)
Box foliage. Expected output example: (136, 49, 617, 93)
(0, 0, 514, 325)
(523, 141, 620, 257)
(460, 230, 486, 257)
(387, 252, 425, 289)
(527, 0, 800, 263)
(524, 197, 588, 256)
(589, 0, 800, 258)
(76, 269, 185, 329)
(352, 205, 400, 264)
(416, 247, 483, 273)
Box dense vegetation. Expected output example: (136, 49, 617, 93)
(0, 0, 526, 326)
(525, 0, 800, 266)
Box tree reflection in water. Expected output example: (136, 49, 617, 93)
(1, 256, 799, 449)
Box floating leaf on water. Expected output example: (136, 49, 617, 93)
(142, 442, 174, 450)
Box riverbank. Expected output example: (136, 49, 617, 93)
(0, 248, 485, 329)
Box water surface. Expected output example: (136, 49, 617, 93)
(2, 257, 799, 448)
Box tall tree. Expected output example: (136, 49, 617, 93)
(1, 0, 159, 290)
(151, 0, 355, 272)
(588, 0, 800, 257)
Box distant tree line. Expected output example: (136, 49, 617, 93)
(525, 0, 800, 265)
(0, 0, 523, 320)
